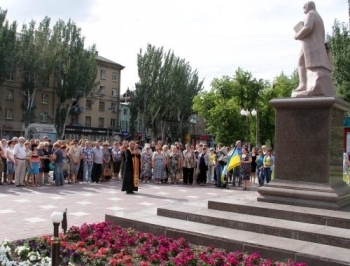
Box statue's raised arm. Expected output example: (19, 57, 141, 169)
(291, 1, 335, 97)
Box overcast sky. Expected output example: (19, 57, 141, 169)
(0, 0, 348, 93)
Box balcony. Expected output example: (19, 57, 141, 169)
(71, 106, 84, 114)
(108, 107, 116, 113)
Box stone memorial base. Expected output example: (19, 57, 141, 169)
(258, 97, 350, 210)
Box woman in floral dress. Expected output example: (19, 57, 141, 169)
(141, 144, 152, 183)
(152, 145, 166, 184)
(182, 143, 196, 185)
(168, 145, 181, 184)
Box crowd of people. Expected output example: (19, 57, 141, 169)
(0, 136, 275, 194)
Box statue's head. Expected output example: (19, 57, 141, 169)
(303, 1, 316, 14)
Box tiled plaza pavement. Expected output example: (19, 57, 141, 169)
(0, 178, 259, 241)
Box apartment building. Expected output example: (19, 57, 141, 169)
(65, 54, 125, 141)
(0, 71, 56, 139)
(119, 102, 131, 139)
(0, 54, 124, 141)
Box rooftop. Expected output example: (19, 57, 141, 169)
(96, 54, 125, 69)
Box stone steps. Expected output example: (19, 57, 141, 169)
(106, 195, 350, 266)
(157, 205, 350, 249)
(208, 198, 350, 229)
(106, 210, 350, 266)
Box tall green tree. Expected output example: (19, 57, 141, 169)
(0, 8, 17, 84)
(259, 70, 298, 146)
(193, 68, 265, 146)
(17, 17, 53, 132)
(50, 19, 98, 138)
(132, 44, 203, 141)
(327, 20, 350, 102)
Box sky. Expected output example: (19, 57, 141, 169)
(0, 0, 348, 93)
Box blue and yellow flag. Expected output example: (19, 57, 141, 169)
(221, 148, 241, 183)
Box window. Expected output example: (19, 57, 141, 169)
(112, 72, 118, 82)
(7, 71, 15, 81)
(41, 93, 49, 104)
(40, 112, 48, 123)
(99, 101, 105, 111)
(109, 102, 117, 112)
(123, 109, 127, 115)
(98, 86, 105, 96)
(112, 89, 118, 97)
(110, 119, 116, 128)
(85, 116, 91, 127)
(5, 109, 13, 119)
(6, 89, 14, 100)
(100, 69, 106, 80)
(120, 121, 128, 131)
(86, 99, 92, 109)
(98, 117, 104, 128)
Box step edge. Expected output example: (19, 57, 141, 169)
(208, 199, 350, 219)
(157, 206, 350, 239)
(105, 213, 350, 265)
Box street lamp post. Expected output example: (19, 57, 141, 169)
(240, 109, 258, 146)
(51, 212, 63, 266)
(189, 114, 198, 146)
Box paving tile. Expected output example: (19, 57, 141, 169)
(106, 190, 119, 194)
(39, 205, 57, 210)
(0, 209, 16, 214)
(138, 202, 155, 206)
(106, 207, 124, 211)
(70, 212, 90, 216)
(14, 199, 31, 203)
(75, 201, 93, 205)
(24, 218, 46, 223)
(81, 193, 94, 197)
(108, 198, 122, 201)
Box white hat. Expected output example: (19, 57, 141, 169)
(145, 143, 150, 148)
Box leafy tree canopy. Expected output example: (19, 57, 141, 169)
(0, 8, 17, 84)
(327, 20, 350, 102)
(131, 44, 203, 141)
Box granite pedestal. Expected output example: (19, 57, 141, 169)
(258, 97, 350, 210)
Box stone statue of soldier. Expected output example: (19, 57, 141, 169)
(292, 1, 335, 97)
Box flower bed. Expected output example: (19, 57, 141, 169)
(0, 222, 307, 266)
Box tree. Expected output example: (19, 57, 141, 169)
(132, 44, 203, 141)
(0, 8, 17, 84)
(259, 70, 298, 146)
(327, 20, 350, 102)
(17, 17, 53, 133)
(49, 19, 98, 138)
(193, 68, 266, 146)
